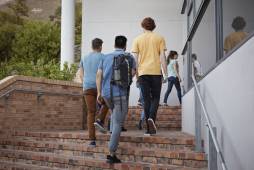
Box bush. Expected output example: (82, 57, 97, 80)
(0, 59, 78, 81)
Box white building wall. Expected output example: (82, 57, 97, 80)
(182, 36, 254, 170)
(82, 0, 185, 106)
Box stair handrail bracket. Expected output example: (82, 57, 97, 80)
(192, 74, 227, 170)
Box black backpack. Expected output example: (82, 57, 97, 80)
(111, 53, 133, 89)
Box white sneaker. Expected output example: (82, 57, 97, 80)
(148, 118, 157, 134)
(144, 132, 151, 136)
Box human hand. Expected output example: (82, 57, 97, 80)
(178, 77, 182, 82)
(97, 93, 103, 105)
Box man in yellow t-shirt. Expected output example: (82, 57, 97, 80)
(132, 17, 168, 136)
(224, 16, 248, 54)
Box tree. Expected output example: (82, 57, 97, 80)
(7, 0, 29, 18)
(11, 21, 61, 64)
(0, 0, 29, 64)
(0, 23, 18, 64)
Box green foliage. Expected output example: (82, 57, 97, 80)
(0, 11, 21, 25)
(0, 59, 78, 81)
(11, 21, 61, 64)
(0, 23, 18, 63)
(0, 0, 80, 82)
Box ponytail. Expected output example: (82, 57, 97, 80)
(167, 51, 178, 65)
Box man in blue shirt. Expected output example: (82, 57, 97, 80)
(96, 35, 136, 164)
(79, 38, 108, 147)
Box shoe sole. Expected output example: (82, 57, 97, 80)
(94, 122, 107, 134)
(148, 118, 157, 134)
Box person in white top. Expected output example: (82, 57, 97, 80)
(192, 54, 203, 81)
(163, 51, 182, 106)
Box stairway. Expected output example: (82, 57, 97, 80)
(125, 106, 181, 130)
(0, 106, 207, 170)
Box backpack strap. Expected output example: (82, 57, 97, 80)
(110, 56, 116, 110)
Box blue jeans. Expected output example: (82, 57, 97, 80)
(163, 76, 182, 104)
(104, 96, 128, 153)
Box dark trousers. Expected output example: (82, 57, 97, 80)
(163, 76, 182, 104)
(139, 75, 162, 130)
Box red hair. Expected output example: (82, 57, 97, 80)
(141, 17, 156, 31)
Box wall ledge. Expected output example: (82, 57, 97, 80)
(0, 75, 82, 91)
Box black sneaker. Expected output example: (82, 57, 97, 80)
(148, 118, 157, 134)
(121, 127, 127, 132)
(106, 155, 121, 164)
(138, 120, 143, 130)
(88, 141, 96, 147)
(94, 120, 107, 134)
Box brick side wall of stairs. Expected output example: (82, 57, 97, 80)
(0, 76, 84, 131)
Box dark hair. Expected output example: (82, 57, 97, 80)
(115, 35, 127, 49)
(141, 17, 156, 31)
(232, 16, 246, 31)
(92, 38, 103, 50)
(192, 53, 197, 60)
(167, 51, 178, 65)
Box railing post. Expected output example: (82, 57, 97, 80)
(209, 127, 218, 170)
(195, 83, 203, 152)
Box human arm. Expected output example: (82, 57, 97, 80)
(79, 67, 84, 82)
(193, 62, 197, 77)
(132, 52, 140, 87)
(159, 38, 168, 79)
(131, 38, 139, 79)
(96, 69, 103, 104)
(160, 50, 168, 79)
(131, 53, 137, 77)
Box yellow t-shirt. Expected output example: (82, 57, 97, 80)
(132, 31, 167, 76)
(224, 31, 247, 53)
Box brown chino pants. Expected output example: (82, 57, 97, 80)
(84, 89, 109, 140)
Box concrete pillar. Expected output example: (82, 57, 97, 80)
(81, 0, 85, 58)
(61, 0, 75, 69)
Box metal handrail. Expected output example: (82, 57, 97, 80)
(0, 88, 83, 99)
(192, 74, 227, 170)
